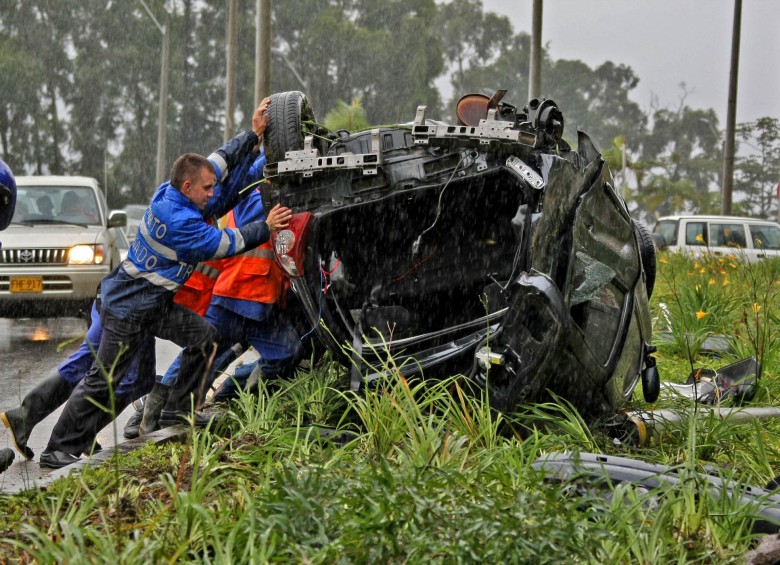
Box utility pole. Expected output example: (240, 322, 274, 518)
(721, 0, 742, 216)
(225, 0, 238, 141)
(139, 0, 169, 187)
(528, 0, 543, 101)
(255, 0, 271, 104)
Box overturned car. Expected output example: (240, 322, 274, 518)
(261, 90, 659, 419)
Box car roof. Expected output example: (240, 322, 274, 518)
(16, 175, 100, 188)
(656, 215, 779, 226)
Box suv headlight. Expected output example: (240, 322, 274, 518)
(68, 244, 105, 265)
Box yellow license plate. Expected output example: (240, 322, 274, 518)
(10, 277, 43, 293)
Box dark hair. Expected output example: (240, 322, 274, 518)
(170, 153, 215, 190)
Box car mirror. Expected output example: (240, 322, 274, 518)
(108, 210, 127, 228)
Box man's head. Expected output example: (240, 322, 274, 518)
(170, 153, 216, 211)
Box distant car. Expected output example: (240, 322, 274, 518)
(112, 226, 130, 261)
(122, 203, 146, 244)
(653, 215, 780, 263)
(261, 90, 660, 419)
(0, 176, 126, 317)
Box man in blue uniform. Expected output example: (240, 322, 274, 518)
(40, 99, 292, 468)
(0, 158, 17, 473)
(0, 159, 16, 234)
(139, 153, 300, 434)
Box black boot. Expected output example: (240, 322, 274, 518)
(1, 370, 74, 459)
(0, 448, 14, 473)
(123, 399, 144, 439)
(140, 383, 170, 435)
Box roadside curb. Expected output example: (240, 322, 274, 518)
(4, 425, 191, 494)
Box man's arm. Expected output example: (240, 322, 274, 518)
(204, 98, 272, 218)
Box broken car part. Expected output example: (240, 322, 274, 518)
(262, 89, 658, 420)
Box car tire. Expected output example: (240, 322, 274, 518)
(264, 91, 317, 164)
(633, 221, 656, 298)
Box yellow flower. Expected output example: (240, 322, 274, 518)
(699, 268, 706, 275)
(752, 303, 762, 313)
(708, 278, 716, 285)
(695, 234, 705, 243)
(694, 284, 701, 291)
(718, 258, 725, 264)
(728, 255, 737, 261)
(723, 278, 730, 286)
(659, 256, 669, 265)
(693, 262, 700, 269)
(696, 311, 707, 320)
(729, 263, 738, 269)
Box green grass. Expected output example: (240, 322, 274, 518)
(1, 254, 779, 563)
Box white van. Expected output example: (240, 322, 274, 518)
(652, 215, 780, 263)
(0, 176, 127, 317)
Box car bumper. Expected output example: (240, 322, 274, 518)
(0, 265, 107, 316)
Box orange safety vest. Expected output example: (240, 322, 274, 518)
(211, 209, 284, 304)
(174, 260, 222, 315)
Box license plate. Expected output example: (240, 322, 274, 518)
(10, 277, 43, 293)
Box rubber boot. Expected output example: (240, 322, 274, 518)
(123, 396, 145, 439)
(140, 382, 170, 436)
(0, 369, 74, 460)
(0, 448, 14, 473)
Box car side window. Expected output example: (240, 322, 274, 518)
(654, 220, 677, 246)
(711, 223, 746, 248)
(749, 224, 780, 250)
(685, 222, 707, 245)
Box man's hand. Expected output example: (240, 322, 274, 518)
(265, 203, 292, 232)
(252, 97, 272, 139)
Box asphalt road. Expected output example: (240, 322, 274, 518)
(0, 317, 181, 493)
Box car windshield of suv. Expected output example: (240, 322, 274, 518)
(13, 186, 101, 226)
(749, 224, 780, 250)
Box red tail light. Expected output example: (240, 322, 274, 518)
(273, 212, 312, 277)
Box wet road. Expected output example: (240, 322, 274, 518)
(0, 316, 180, 492)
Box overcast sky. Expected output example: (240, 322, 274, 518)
(476, 0, 778, 126)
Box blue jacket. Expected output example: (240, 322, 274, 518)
(101, 130, 271, 321)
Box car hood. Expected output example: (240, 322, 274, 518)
(0, 224, 104, 248)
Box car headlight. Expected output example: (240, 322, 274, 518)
(68, 244, 105, 265)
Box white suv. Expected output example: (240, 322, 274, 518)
(0, 176, 127, 317)
(653, 215, 780, 263)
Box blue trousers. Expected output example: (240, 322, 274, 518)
(161, 302, 300, 399)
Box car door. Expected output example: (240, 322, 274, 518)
(708, 221, 751, 262)
(747, 222, 780, 261)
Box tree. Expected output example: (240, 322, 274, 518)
(734, 117, 780, 219)
(272, 0, 445, 125)
(637, 104, 722, 218)
(324, 98, 370, 132)
(0, 1, 71, 175)
(435, 0, 513, 113)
